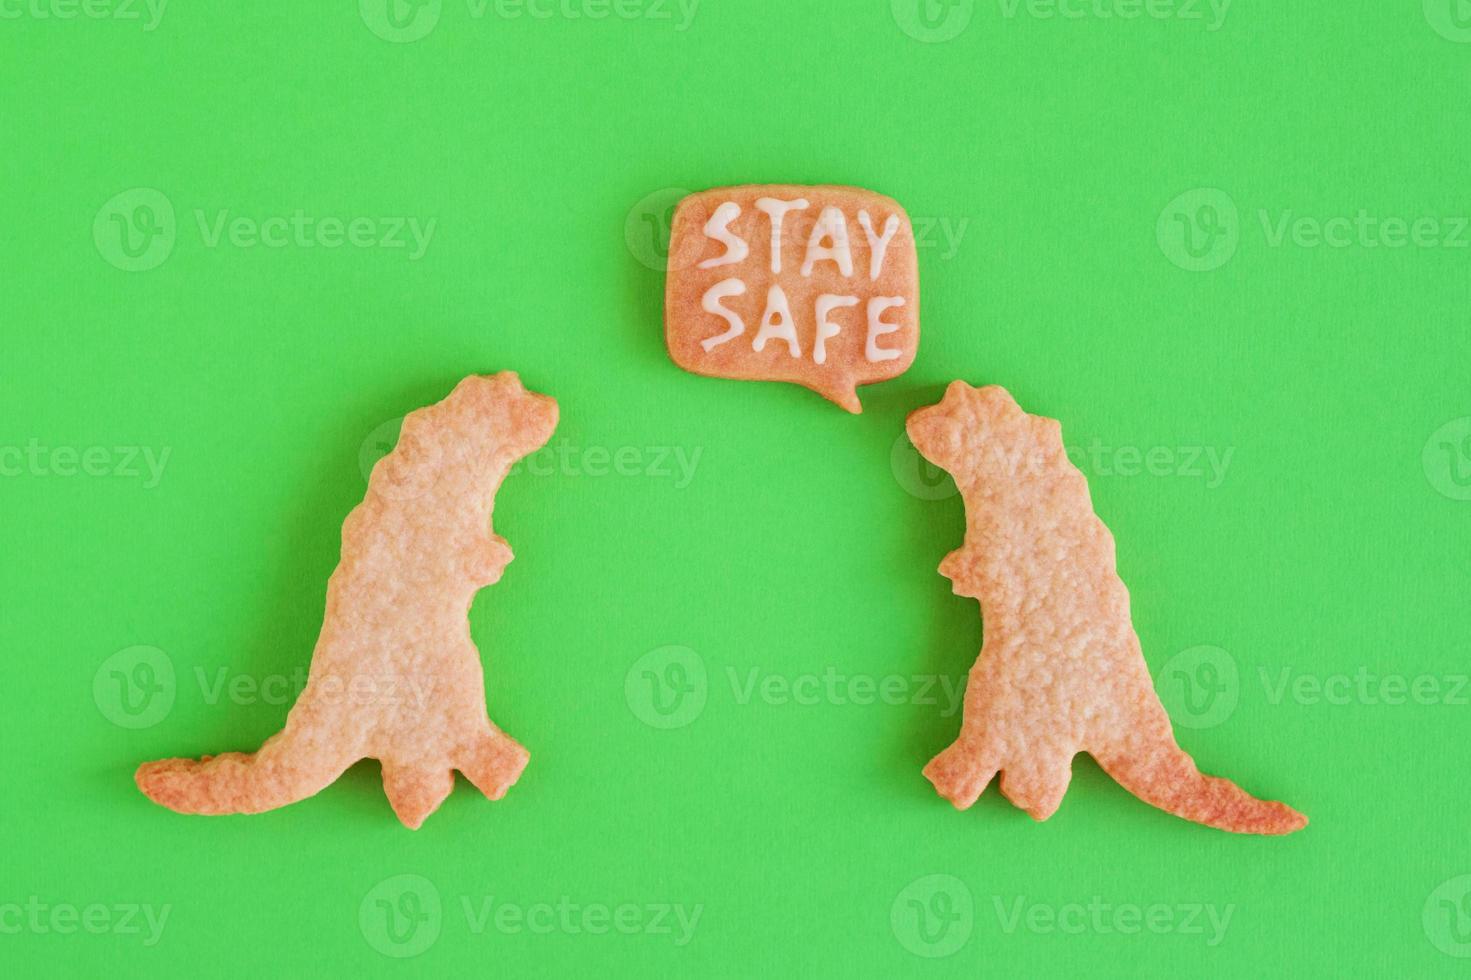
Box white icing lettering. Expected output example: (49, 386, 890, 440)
(700, 278, 747, 352)
(813, 294, 858, 366)
(865, 296, 905, 362)
(753, 284, 801, 358)
(697, 201, 748, 269)
(755, 197, 810, 274)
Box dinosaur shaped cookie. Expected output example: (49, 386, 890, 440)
(136, 372, 557, 829)
(907, 382, 1306, 835)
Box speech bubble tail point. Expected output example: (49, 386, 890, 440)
(823, 386, 863, 414)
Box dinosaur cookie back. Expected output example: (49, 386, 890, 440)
(907, 381, 1306, 836)
(135, 372, 557, 829)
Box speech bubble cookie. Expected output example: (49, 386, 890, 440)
(664, 185, 920, 413)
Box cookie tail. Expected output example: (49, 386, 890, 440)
(1093, 737, 1307, 836)
(136, 723, 354, 818)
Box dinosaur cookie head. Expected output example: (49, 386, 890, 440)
(368, 372, 559, 503)
(906, 382, 1064, 488)
(441, 372, 559, 459)
(404, 372, 557, 463)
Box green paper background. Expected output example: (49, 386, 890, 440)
(3, 1, 1469, 975)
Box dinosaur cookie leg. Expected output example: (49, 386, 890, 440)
(924, 732, 1076, 821)
(372, 729, 529, 829)
(380, 760, 458, 830)
(922, 738, 997, 811)
(455, 728, 530, 802)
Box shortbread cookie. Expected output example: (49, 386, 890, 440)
(664, 184, 919, 413)
(136, 372, 557, 829)
(908, 382, 1306, 835)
